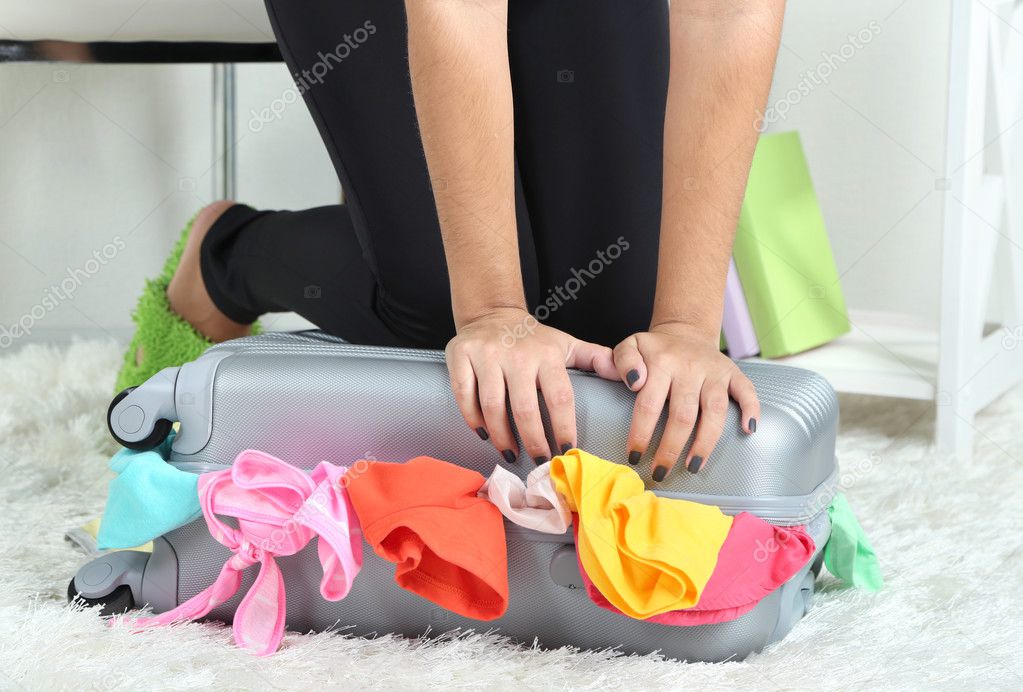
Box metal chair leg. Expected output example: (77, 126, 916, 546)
(211, 63, 237, 199)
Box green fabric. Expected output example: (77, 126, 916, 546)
(825, 493, 884, 592)
(114, 214, 261, 393)
(732, 131, 850, 358)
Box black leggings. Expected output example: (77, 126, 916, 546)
(201, 0, 669, 350)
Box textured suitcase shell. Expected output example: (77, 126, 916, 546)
(93, 331, 840, 662)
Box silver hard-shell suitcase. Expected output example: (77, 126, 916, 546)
(75, 331, 839, 662)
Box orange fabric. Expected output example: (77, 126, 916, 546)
(346, 457, 509, 620)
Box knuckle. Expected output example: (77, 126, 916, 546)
(546, 388, 574, 407)
(450, 377, 475, 397)
(655, 448, 681, 465)
(507, 348, 530, 365)
(479, 396, 505, 413)
(670, 408, 697, 427)
(511, 400, 539, 419)
(636, 397, 663, 416)
(705, 394, 729, 415)
(541, 344, 563, 361)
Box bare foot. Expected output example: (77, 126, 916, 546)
(136, 202, 253, 365)
(166, 200, 254, 344)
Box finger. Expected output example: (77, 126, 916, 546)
(652, 378, 702, 482)
(506, 366, 552, 464)
(446, 349, 488, 441)
(613, 335, 646, 391)
(567, 339, 619, 381)
(728, 369, 761, 434)
(474, 357, 518, 464)
(626, 368, 671, 467)
(686, 377, 729, 474)
(538, 364, 576, 455)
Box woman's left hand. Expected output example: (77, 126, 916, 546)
(613, 322, 759, 481)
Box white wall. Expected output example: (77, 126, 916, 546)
(0, 60, 336, 344)
(0, 0, 949, 348)
(764, 0, 949, 321)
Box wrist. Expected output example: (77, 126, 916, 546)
(648, 318, 720, 344)
(454, 303, 529, 331)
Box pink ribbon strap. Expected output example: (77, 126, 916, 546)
(127, 450, 362, 655)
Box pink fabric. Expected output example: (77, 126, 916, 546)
(478, 463, 571, 534)
(574, 512, 815, 626)
(125, 450, 363, 655)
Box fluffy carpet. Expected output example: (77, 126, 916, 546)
(1, 340, 1021, 690)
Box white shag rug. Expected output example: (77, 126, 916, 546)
(1, 340, 1021, 691)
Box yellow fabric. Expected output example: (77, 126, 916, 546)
(550, 449, 733, 619)
(78, 517, 153, 553)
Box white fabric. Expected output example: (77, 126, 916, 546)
(0, 0, 274, 43)
(478, 463, 571, 535)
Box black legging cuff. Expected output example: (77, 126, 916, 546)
(199, 203, 268, 326)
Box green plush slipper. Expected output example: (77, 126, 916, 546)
(114, 215, 260, 393)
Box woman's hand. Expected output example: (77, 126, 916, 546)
(614, 322, 759, 481)
(446, 307, 619, 464)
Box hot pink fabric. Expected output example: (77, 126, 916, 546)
(125, 450, 363, 655)
(574, 512, 815, 626)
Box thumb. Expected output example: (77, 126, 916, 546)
(612, 335, 646, 391)
(567, 339, 619, 381)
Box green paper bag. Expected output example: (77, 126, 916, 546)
(733, 131, 849, 358)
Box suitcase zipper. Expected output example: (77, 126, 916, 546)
(169, 462, 838, 527)
(653, 466, 839, 525)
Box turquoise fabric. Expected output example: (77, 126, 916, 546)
(824, 493, 883, 592)
(97, 433, 202, 550)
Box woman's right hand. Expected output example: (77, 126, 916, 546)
(445, 307, 620, 464)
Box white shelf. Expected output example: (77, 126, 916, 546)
(750, 310, 939, 400)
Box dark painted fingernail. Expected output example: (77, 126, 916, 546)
(748, 417, 757, 433)
(628, 450, 641, 465)
(534, 455, 549, 466)
(560, 443, 573, 455)
(652, 465, 668, 482)
(626, 369, 640, 388)
(476, 427, 489, 441)
(502, 449, 517, 464)
(688, 456, 704, 474)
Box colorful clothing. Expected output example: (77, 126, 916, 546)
(346, 456, 509, 621)
(825, 493, 883, 592)
(574, 513, 815, 625)
(127, 450, 363, 656)
(550, 449, 733, 619)
(98, 432, 201, 550)
(478, 462, 571, 534)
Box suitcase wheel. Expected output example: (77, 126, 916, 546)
(67, 577, 136, 617)
(107, 387, 173, 450)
